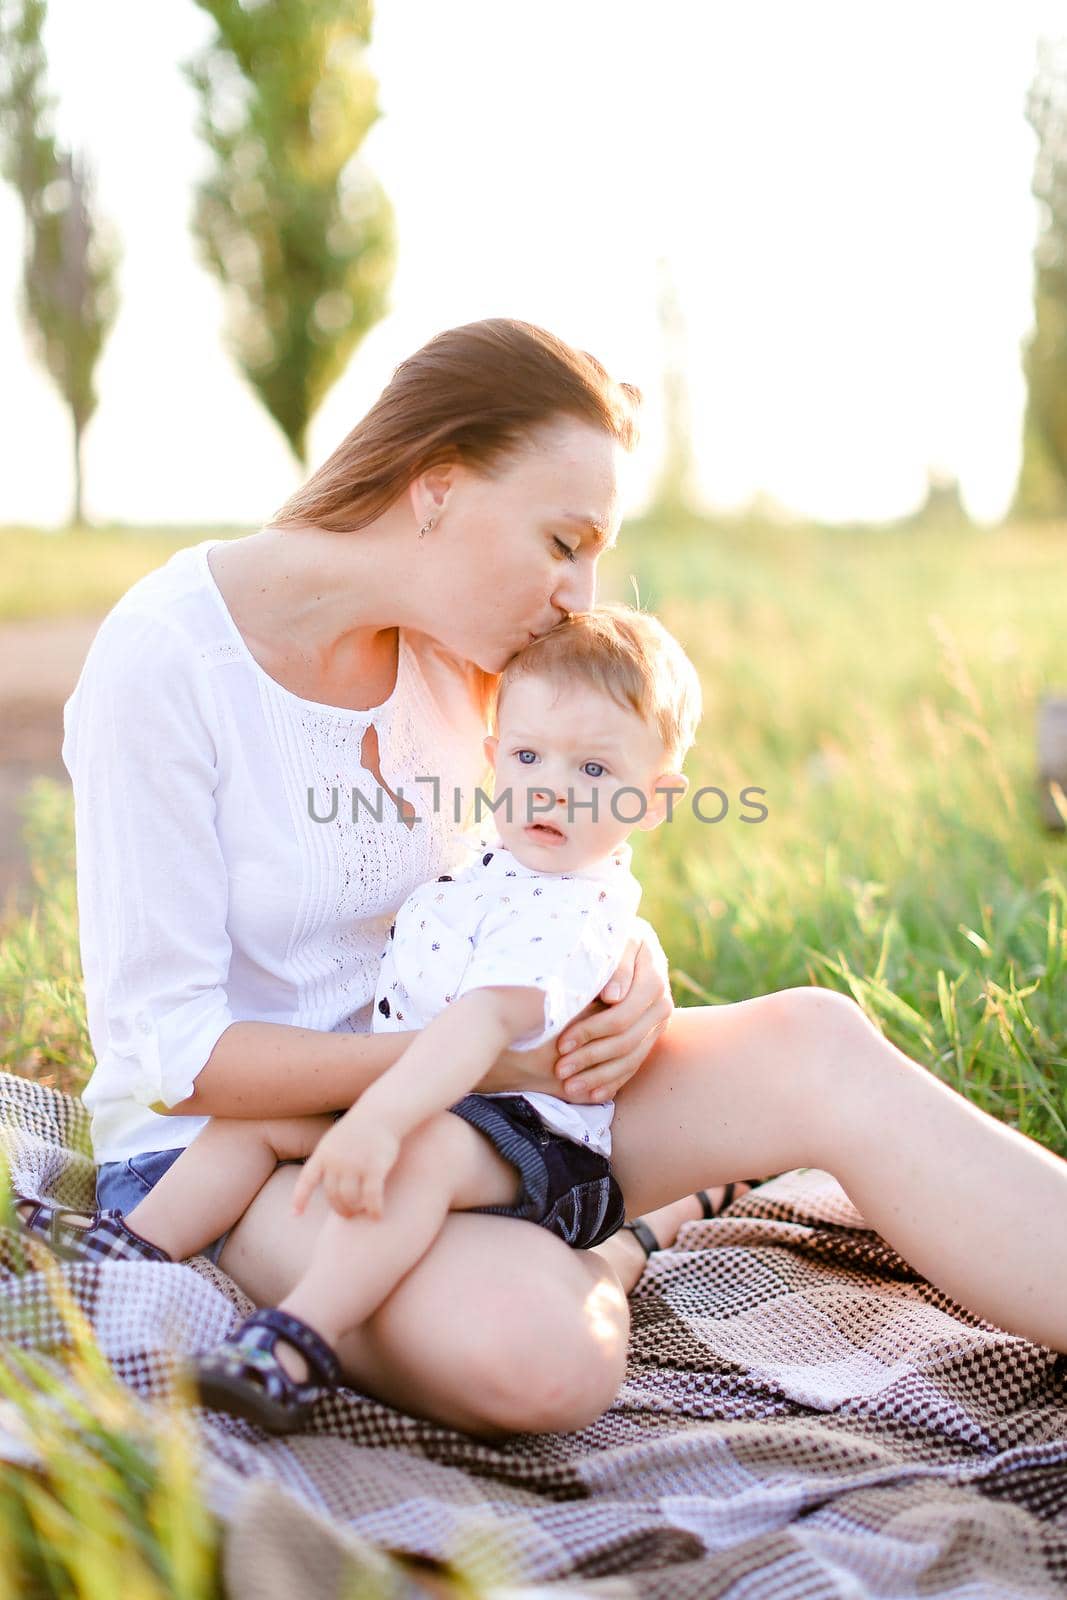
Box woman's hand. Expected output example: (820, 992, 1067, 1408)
(553, 918, 674, 1103)
(291, 1108, 402, 1221)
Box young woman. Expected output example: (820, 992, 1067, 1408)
(56, 319, 1067, 1440)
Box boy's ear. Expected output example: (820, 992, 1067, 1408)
(639, 772, 689, 831)
(483, 734, 499, 772)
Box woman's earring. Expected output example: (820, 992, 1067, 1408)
(419, 519, 434, 540)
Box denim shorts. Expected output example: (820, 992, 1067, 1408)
(96, 1148, 231, 1266)
(447, 1093, 626, 1249)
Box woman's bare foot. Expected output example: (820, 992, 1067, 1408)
(593, 1183, 757, 1293)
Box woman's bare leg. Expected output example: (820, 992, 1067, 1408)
(609, 988, 1067, 1352)
(217, 1164, 631, 1438)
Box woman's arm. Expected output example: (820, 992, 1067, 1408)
(65, 611, 242, 1118)
(162, 1021, 417, 1119)
(165, 925, 668, 1121)
(165, 1011, 570, 1119)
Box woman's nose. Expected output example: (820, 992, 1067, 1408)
(554, 562, 596, 618)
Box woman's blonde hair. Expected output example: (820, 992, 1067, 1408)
(272, 317, 641, 534)
(494, 604, 702, 770)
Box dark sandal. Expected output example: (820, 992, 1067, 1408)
(10, 1195, 171, 1265)
(188, 1307, 342, 1435)
(696, 1180, 763, 1220)
(621, 1216, 661, 1258)
(622, 1180, 766, 1260)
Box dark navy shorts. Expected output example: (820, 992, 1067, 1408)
(447, 1093, 626, 1249)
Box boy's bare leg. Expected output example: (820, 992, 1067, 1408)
(274, 1111, 521, 1382)
(122, 1115, 338, 1262)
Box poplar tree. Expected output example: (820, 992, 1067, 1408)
(186, 0, 395, 464)
(1018, 37, 1067, 517)
(0, 0, 119, 525)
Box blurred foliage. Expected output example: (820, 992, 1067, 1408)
(1018, 35, 1067, 517)
(0, 525, 244, 621)
(0, 0, 119, 526)
(904, 468, 970, 529)
(0, 776, 91, 1096)
(185, 0, 395, 464)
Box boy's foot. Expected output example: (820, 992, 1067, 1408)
(188, 1308, 341, 1434)
(11, 1196, 172, 1265)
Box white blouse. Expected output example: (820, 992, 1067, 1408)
(63, 538, 491, 1163)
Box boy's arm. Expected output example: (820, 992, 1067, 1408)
(291, 985, 547, 1220)
(353, 986, 547, 1137)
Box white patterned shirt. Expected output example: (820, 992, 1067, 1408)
(373, 830, 643, 1156)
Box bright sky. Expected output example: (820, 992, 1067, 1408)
(0, 1, 1060, 527)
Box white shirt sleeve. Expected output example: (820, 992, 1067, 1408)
(63, 607, 235, 1112)
(452, 878, 640, 1052)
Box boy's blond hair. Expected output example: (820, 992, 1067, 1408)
(493, 604, 702, 770)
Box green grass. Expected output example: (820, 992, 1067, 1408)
(0, 512, 1065, 1592)
(3, 514, 1066, 1133)
(610, 513, 1067, 1154)
(0, 526, 248, 622)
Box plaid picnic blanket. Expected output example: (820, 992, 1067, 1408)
(1, 1069, 1066, 1598)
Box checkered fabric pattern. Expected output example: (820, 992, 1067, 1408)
(2, 1070, 1066, 1597)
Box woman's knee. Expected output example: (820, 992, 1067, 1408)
(367, 1219, 630, 1436)
(762, 985, 878, 1084)
(465, 1255, 629, 1434)
(762, 984, 868, 1038)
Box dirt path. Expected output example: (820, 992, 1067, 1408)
(0, 613, 103, 918)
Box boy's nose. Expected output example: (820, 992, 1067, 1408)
(531, 784, 567, 807)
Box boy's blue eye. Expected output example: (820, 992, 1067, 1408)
(516, 750, 537, 765)
(553, 537, 578, 562)
(582, 762, 606, 778)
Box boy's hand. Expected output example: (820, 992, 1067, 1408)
(554, 919, 673, 1102)
(291, 1110, 402, 1221)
